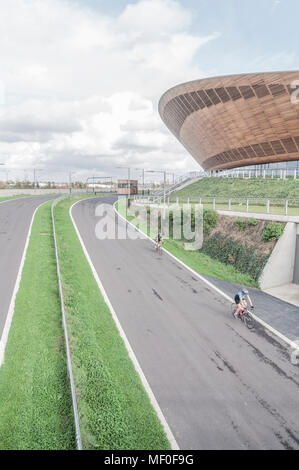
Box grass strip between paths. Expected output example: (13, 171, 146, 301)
(54, 197, 170, 450)
(0, 195, 31, 203)
(116, 199, 257, 288)
(0, 201, 76, 450)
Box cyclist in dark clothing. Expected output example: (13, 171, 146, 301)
(155, 232, 163, 251)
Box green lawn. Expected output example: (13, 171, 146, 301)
(172, 176, 299, 199)
(53, 197, 170, 450)
(171, 201, 299, 216)
(0, 194, 63, 203)
(0, 195, 31, 203)
(0, 201, 75, 450)
(170, 177, 299, 215)
(116, 200, 257, 287)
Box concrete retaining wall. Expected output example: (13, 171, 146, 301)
(293, 227, 299, 284)
(259, 222, 297, 290)
(217, 209, 299, 223)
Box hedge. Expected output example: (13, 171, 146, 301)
(200, 233, 269, 282)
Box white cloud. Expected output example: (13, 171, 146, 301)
(117, 0, 192, 36)
(0, 0, 218, 180)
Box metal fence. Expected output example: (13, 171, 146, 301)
(134, 195, 299, 216)
(208, 168, 299, 180)
(51, 196, 82, 450)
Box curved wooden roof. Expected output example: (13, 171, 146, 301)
(159, 72, 299, 170)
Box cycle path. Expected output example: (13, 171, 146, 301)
(205, 277, 299, 343)
(72, 196, 299, 450)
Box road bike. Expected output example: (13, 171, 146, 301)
(231, 303, 255, 329)
(155, 241, 163, 256)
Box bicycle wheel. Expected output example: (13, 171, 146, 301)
(231, 303, 237, 318)
(243, 312, 255, 329)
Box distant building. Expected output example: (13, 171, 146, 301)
(117, 179, 138, 195)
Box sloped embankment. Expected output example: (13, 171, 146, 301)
(172, 176, 299, 199)
(201, 213, 284, 284)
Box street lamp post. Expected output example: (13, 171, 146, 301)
(33, 168, 43, 191)
(134, 168, 145, 196)
(0, 163, 4, 186)
(116, 166, 132, 208)
(128, 167, 131, 207)
(69, 171, 75, 196)
(146, 169, 167, 207)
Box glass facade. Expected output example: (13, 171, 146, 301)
(235, 160, 299, 175)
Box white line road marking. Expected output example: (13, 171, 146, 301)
(70, 198, 180, 451)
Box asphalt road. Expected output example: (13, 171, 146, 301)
(72, 196, 299, 450)
(202, 276, 299, 342)
(0, 196, 56, 339)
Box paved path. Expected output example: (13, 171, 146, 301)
(72, 196, 299, 450)
(0, 197, 55, 338)
(265, 284, 299, 309)
(204, 277, 299, 342)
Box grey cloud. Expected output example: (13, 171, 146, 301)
(112, 132, 161, 152)
(0, 116, 81, 135)
(120, 119, 163, 133)
(0, 130, 54, 143)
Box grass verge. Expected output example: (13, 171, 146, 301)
(116, 199, 257, 288)
(0, 201, 75, 450)
(0, 195, 31, 203)
(169, 202, 299, 216)
(54, 197, 170, 450)
(172, 176, 299, 199)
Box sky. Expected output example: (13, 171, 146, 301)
(0, 0, 298, 183)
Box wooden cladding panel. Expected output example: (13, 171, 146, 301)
(159, 72, 299, 170)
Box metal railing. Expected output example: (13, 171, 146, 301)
(133, 195, 299, 216)
(210, 168, 299, 180)
(51, 196, 83, 450)
(149, 171, 208, 202)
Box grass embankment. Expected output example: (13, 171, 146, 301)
(116, 200, 256, 287)
(171, 177, 299, 215)
(0, 194, 61, 203)
(0, 195, 31, 203)
(0, 201, 75, 450)
(173, 177, 299, 198)
(53, 197, 170, 450)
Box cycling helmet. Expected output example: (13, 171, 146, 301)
(242, 288, 249, 294)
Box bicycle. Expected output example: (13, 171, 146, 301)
(155, 241, 163, 256)
(231, 303, 255, 329)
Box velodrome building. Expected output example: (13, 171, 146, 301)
(159, 72, 299, 173)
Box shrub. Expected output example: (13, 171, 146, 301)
(203, 209, 218, 234)
(248, 218, 258, 226)
(262, 223, 284, 242)
(235, 219, 247, 230)
(201, 233, 269, 282)
(167, 207, 217, 239)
